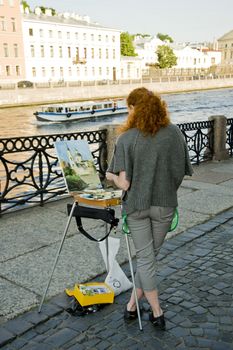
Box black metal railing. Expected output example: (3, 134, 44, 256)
(226, 118, 233, 157)
(177, 120, 214, 164)
(0, 130, 107, 215)
(0, 120, 216, 215)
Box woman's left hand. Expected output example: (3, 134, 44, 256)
(106, 172, 114, 181)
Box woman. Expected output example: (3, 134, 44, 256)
(106, 87, 193, 330)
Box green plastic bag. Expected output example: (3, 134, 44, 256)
(122, 208, 179, 235)
(122, 213, 130, 234)
(169, 208, 179, 232)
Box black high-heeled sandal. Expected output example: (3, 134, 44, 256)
(124, 306, 138, 320)
(149, 312, 166, 330)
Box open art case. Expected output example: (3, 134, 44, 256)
(54, 140, 121, 203)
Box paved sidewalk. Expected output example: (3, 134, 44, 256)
(0, 208, 233, 349)
(1, 158, 233, 348)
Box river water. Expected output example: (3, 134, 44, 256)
(1, 87, 233, 139)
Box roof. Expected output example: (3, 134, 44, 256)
(23, 13, 121, 32)
(218, 30, 233, 41)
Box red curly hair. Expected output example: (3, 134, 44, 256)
(118, 87, 170, 135)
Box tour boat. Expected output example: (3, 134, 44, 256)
(34, 99, 127, 122)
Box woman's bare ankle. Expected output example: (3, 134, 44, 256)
(127, 303, 136, 312)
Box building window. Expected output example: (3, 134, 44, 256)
(16, 65, 20, 76)
(98, 34, 101, 41)
(106, 35, 109, 42)
(29, 28, 33, 36)
(0, 16, 6, 31)
(68, 46, 71, 58)
(225, 44, 228, 48)
(83, 33, 87, 40)
(194, 58, 197, 65)
(39, 29, 44, 37)
(49, 30, 53, 38)
(67, 32, 70, 39)
(50, 46, 54, 57)
(106, 49, 109, 59)
(60, 67, 63, 77)
(99, 67, 102, 75)
(11, 17, 16, 31)
(3, 43, 8, 57)
(51, 67, 55, 77)
(84, 47, 87, 59)
(59, 46, 63, 58)
(42, 67, 46, 77)
(112, 35, 115, 42)
(99, 48, 102, 59)
(14, 44, 18, 57)
(6, 65, 10, 76)
(58, 31, 62, 39)
(76, 66, 80, 76)
(31, 45, 35, 57)
(92, 67, 95, 75)
(69, 67, 72, 76)
(40, 45, 44, 57)
(91, 34, 94, 41)
(106, 67, 109, 75)
(224, 52, 227, 60)
(84, 67, 87, 76)
(32, 67, 36, 77)
(76, 47, 79, 61)
(113, 49, 116, 59)
(91, 48, 94, 59)
(75, 32, 78, 40)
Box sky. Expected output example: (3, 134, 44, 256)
(25, 0, 232, 43)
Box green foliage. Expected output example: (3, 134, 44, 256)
(133, 33, 151, 38)
(157, 33, 174, 43)
(120, 32, 137, 56)
(21, 1, 30, 11)
(39, 6, 57, 15)
(156, 45, 177, 68)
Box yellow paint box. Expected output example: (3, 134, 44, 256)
(66, 282, 114, 306)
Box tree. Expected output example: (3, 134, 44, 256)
(156, 45, 177, 68)
(21, 1, 31, 11)
(157, 33, 174, 43)
(39, 6, 56, 15)
(120, 32, 137, 56)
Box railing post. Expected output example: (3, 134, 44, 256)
(104, 124, 120, 166)
(209, 115, 229, 161)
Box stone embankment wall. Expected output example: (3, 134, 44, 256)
(1, 78, 233, 107)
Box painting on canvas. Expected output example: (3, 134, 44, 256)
(54, 140, 102, 193)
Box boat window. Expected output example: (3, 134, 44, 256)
(47, 107, 54, 112)
(56, 107, 63, 113)
(104, 103, 112, 108)
(68, 107, 78, 112)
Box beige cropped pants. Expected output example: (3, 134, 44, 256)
(127, 206, 175, 291)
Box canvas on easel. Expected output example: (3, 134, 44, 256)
(54, 140, 103, 193)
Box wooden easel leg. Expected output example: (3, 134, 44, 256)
(38, 201, 76, 313)
(125, 234, 143, 331)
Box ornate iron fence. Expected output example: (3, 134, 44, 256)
(177, 120, 214, 164)
(226, 118, 233, 157)
(0, 120, 215, 215)
(0, 130, 107, 215)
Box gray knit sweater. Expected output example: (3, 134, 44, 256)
(108, 124, 193, 214)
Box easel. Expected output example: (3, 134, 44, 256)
(37, 193, 142, 330)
